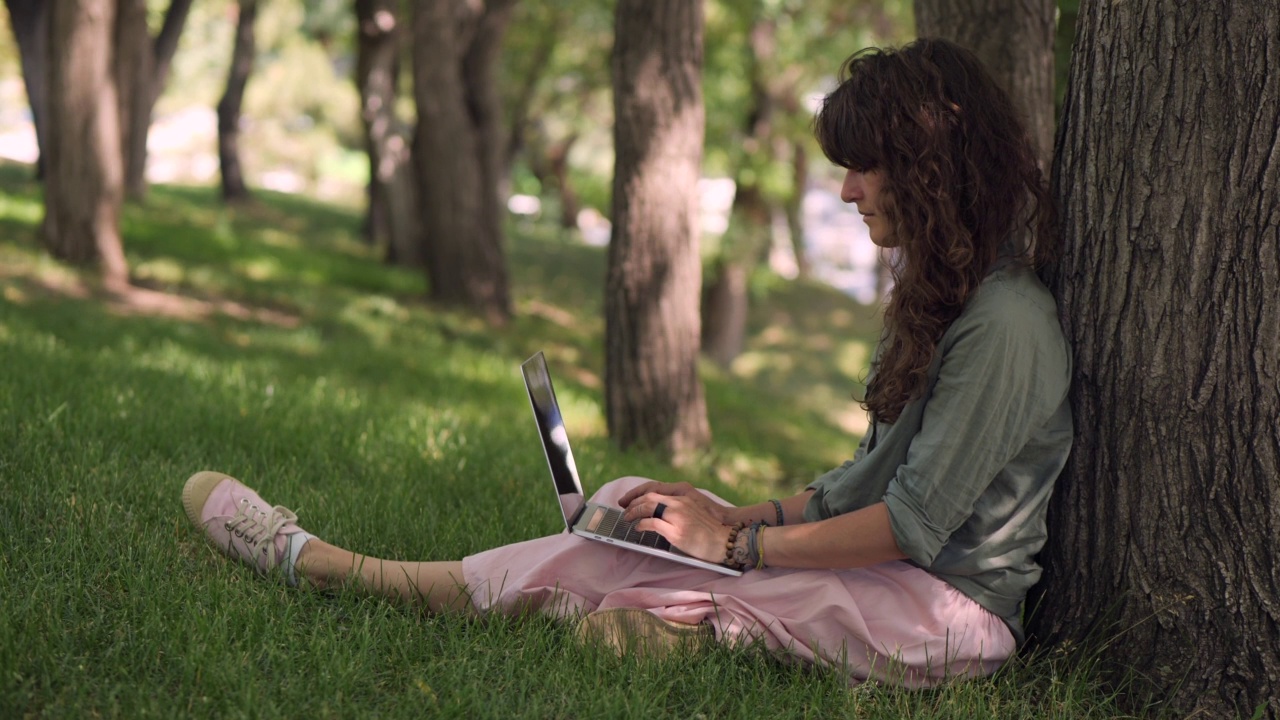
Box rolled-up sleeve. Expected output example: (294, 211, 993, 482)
(883, 303, 1064, 567)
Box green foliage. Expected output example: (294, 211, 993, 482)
(497, 0, 914, 220)
(0, 6, 21, 78)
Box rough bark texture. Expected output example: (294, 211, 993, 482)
(1027, 3, 1280, 717)
(41, 0, 128, 288)
(218, 0, 257, 203)
(411, 0, 514, 324)
(355, 0, 421, 266)
(913, 0, 1056, 167)
(606, 0, 710, 463)
(5, 0, 48, 178)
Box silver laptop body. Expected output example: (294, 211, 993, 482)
(521, 352, 742, 577)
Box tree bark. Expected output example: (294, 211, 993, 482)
(1027, 3, 1280, 717)
(606, 0, 710, 463)
(5, 0, 49, 178)
(546, 134, 580, 230)
(218, 0, 258, 203)
(117, 0, 193, 198)
(702, 183, 768, 368)
(355, 0, 422, 266)
(41, 0, 129, 289)
(411, 0, 514, 324)
(114, 0, 151, 198)
(913, 0, 1056, 167)
(785, 140, 810, 280)
(700, 258, 749, 369)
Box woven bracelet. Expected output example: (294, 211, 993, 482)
(768, 498, 784, 526)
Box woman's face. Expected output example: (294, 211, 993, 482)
(840, 168, 895, 247)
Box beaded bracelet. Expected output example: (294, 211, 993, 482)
(755, 524, 767, 571)
(724, 523, 749, 570)
(768, 498, 784, 526)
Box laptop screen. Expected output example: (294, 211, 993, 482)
(521, 352, 586, 526)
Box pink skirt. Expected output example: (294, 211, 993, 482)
(463, 477, 1016, 687)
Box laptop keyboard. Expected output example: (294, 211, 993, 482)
(594, 507, 672, 550)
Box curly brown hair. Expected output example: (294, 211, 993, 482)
(813, 38, 1057, 424)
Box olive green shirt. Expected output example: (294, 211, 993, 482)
(804, 265, 1073, 644)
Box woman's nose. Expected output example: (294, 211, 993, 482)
(841, 169, 863, 204)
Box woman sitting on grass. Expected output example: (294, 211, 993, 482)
(182, 37, 1070, 687)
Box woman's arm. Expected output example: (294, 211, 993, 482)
(626, 488, 905, 569)
(617, 481, 815, 526)
(760, 501, 906, 569)
(723, 492, 815, 528)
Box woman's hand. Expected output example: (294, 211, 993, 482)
(618, 480, 736, 525)
(623, 492, 734, 566)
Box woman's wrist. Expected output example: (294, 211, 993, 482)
(713, 505, 742, 526)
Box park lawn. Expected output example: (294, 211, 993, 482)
(0, 164, 1131, 719)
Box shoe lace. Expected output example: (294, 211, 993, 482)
(225, 498, 297, 570)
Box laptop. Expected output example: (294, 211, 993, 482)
(521, 351, 743, 576)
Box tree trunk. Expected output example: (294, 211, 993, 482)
(605, 0, 710, 463)
(502, 7, 561, 178)
(118, 0, 193, 198)
(913, 0, 1056, 167)
(1027, 3, 1280, 717)
(785, 140, 810, 280)
(218, 0, 257, 203)
(700, 258, 749, 369)
(355, 0, 422, 266)
(546, 134, 579, 230)
(411, 0, 514, 324)
(114, 0, 151, 198)
(701, 13, 776, 369)
(41, 0, 128, 289)
(702, 184, 768, 368)
(5, 0, 49, 178)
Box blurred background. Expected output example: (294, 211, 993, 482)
(0, 0, 1079, 304)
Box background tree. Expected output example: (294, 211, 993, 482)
(40, 0, 128, 290)
(411, 0, 515, 324)
(3, 0, 47, 178)
(913, 0, 1056, 166)
(500, 0, 613, 231)
(218, 0, 259, 202)
(354, 0, 421, 265)
(1028, 2, 1280, 716)
(701, 6, 782, 368)
(113, 0, 194, 199)
(605, 0, 710, 463)
(699, 0, 910, 367)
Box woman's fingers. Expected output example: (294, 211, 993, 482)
(622, 492, 676, 523)
(632, 501, 728, 564)
(618, 481, 695, 508)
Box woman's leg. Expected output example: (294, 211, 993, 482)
(182, 470, 473, 614)
(295, 540, 473, 614)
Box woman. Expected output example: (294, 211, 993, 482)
(182, 38, 1071, 687)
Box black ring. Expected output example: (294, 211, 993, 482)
(653, 502, 668, 520)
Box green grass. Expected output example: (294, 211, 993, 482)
(0, 163, 1135, 718)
